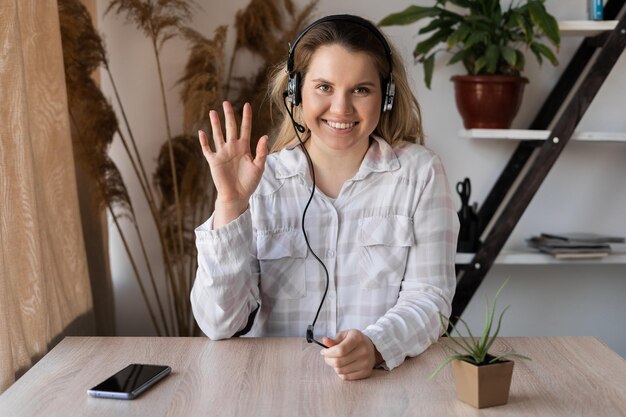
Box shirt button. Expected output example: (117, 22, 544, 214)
(327, 249, 335, 258)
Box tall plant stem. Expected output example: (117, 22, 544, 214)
(151, 39, 187, 326)
(112, 129, 175, 335)
(224, 44, 239, 99)
(109, 205, 163, 336)
(113, 122, 182, 331)
(152, 37, 185, 334)
(69, 108, 172, 335)
(104, 64, 155, 207)
(105, 65, 175, 261)
(105, 65, 182, 334)
(166, 217, 184, 334)
(161, 239, 177, 335)
(116, 126, 182, 335)
(128, 211, 172, 335)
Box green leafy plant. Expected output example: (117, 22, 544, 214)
(428, 280, 530, 379)
(379, 0, 561, 88)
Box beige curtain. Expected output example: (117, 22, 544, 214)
(0, 0, 95, 393)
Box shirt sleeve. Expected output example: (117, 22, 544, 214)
(362, 154, 459, 370)
(190, 209, 260, 340)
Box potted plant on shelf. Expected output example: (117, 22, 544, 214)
(380, 0, 561, 129)
(428, 281, 530, 409)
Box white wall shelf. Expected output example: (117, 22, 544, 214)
(456, 248, 626, 265)
(559, 20, 619, 36)
(460, 129, 626, 142)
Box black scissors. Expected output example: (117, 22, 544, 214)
(457, 178, 471, 211)
(456, 177, 480, 252)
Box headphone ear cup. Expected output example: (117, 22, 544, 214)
(294, 72, 302, 106)
(287, 72, 302, 106)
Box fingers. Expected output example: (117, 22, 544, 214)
(321, 332, 358, 370)
(320, 330, 377, 381)
(337, 369, 372, 381)
(325, 353, 372, 380)
(321, 331, 355, 358)
(209, 110, 224, 150)
(324, 354, 358, 370)
(223, 101, 238, 141)
(198, 130, 213, 157)
(210, 101, 252, 148)
(206, 102, 262, 165)
(254, 135, 269, 169)
(321, 337, 339, 348)
(240, 102, 252, 144)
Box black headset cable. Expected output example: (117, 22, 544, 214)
(283, 93, 329, 349)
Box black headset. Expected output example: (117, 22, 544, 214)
(285, 14, 396, 113)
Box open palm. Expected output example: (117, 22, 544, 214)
(199, 102, 268, 205)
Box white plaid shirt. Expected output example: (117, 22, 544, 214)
(191, 136, 459, 370)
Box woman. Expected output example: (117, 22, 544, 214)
(191, 14, 459, 380)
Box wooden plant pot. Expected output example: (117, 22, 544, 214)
(452, 358, 514, 409)
(451, 75, 528, 129)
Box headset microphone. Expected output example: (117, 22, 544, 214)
(282, 92, 306, 133)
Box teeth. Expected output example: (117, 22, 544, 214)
(326, 120, 355, 130)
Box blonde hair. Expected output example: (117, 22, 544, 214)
(268, 17, 424, 153)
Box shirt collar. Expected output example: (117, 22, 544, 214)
(274, 135, 400, 180)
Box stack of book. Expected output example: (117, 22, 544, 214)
(527, 233, 625, 259)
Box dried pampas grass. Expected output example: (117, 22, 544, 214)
(178, 26, 227, 136)
(154, 134, 214, 333)
(59, 0, 318, 337)
(106, 2, 199, 336)
(228, 0, 319, 147)
(105, 0, 194, 48)
(59, 0, 130, 222)
(60, 0, 174, 336)
(154, 134, 214, 261)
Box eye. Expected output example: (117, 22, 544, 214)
(316, 84, 331, 93)
(354, 86, 370, 95)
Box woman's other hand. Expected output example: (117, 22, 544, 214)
(320, 329, 383, 380)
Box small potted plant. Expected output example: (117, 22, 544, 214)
(428, 281, 530, 409)
(380, 0, 561, 129)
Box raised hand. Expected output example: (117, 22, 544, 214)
(199, 101, 269, 228)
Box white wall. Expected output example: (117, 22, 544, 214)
(98, 0, 626, 357)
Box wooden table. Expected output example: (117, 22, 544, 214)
(1, 336, 625, 416)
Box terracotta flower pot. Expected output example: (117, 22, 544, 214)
(452, 358, 514, 409)
(451, 75, 529, 129)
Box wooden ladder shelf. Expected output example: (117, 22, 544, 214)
(452, 0, 626, 322)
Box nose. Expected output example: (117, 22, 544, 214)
(330, 91, 353, 115)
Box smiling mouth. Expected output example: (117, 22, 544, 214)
(323, 119, 358, 130)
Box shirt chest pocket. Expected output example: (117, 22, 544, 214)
(257, 230, 307, 299)
(358, 215, 415, 290)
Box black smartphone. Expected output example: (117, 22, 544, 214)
(87, 364, 171, 400)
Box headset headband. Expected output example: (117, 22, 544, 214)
(287, 14, 393, 75)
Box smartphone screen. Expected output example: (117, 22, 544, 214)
(87, 364, 171, 400)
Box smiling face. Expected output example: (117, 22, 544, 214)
(300, 44, 382, 156)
